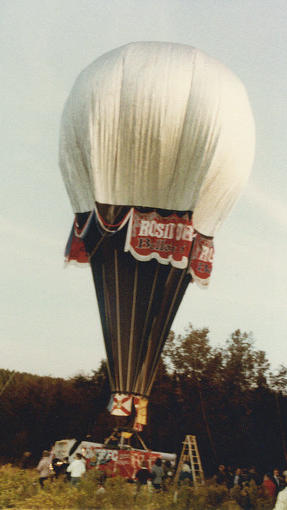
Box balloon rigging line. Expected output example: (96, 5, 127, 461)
(137, 265, 177, 396)
(114, 250, 123, 390)
(137, 267, 178, 395)
(147, 269, 187, 395)
(133, 264, 160, 395)
(137, 317, 157, 396)
(144, 268, 178, 396)
(136, 267, 166, 396)
(102, 264, 115, 392)
(126, 262, 138, 391)
(89, 235, 106, 260)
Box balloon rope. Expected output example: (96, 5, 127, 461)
(133, 264, 160, 395)
(137, 264, 175, 395)
(88, 235, 106, 260)
(136, 267, 177, 395)
(137, 265, 176, 395)
(114, 250, 123, 390)
(137, 316, 157, 396)
(101, 264, 116, 391)
(146, 270, 186, 395)
(126, 262, 138, 390)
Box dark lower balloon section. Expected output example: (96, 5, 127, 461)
(79, 204, 191, 398)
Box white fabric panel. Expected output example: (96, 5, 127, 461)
(59, 42, 255, 236)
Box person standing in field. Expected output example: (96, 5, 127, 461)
(151, 458, 164, 490)
(273, 472, 287, 509)
(263, 473, 277, 505)
(36, 450, 51, 488)
(67, 453, 86, 486)
(135, 460, 152, 496)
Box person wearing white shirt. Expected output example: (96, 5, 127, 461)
(67, 453, 86, 486)
(273, 472, 287, 510)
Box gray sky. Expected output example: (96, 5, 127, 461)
(1, 0, 286, 378)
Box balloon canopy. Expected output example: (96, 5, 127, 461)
(59, 42, 255, 428)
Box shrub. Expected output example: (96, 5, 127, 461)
(174, 483, 229, 510)
(0, 464, 38, 508)
(230, 482, 274, 510)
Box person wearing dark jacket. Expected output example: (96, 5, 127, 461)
(151, 458, 164, 490)
(215, 464, 228, 485)
(248, 466, 261, 486)
(135, 461, 152, 498)
(136, 462, 152, 485)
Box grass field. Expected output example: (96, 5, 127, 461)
(0, 465, 275, 509)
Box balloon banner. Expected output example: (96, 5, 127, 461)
(133, 396, 148, 426)
(64, 209, 215, 289)
(190, 234, 214, 288)
(124, 209, 194, 268)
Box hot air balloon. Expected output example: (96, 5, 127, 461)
(59, 42, 255, 429)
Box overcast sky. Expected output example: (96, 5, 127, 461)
(1, 0, 286, 379)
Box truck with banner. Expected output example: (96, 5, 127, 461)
(52, 438, 176, 481)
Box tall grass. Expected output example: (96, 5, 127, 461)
(0, 465, 274, 510)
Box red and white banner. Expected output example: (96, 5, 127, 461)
(189, 233, 214, 288)
(124, 209, 194, 268)
(65, 208, 215, 287)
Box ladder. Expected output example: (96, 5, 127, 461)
(174, 435, 205, 487)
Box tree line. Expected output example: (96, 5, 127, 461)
(0, 325, 287, 475)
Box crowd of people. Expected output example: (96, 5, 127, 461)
(214, 464, 287, 509)
(35, 449, 287, 508)
(36, 450, 88, 488)
(135, 457, 176, 495)
(36, 449, 108, 495)
(35, 447, 201, 497)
